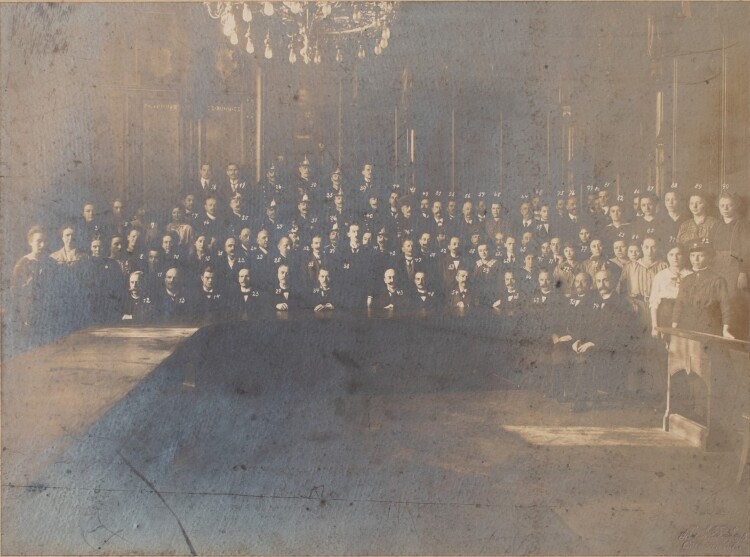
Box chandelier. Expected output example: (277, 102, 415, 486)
(205, 1, 398, 64)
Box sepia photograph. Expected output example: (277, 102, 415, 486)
(1, 1, 749, 554)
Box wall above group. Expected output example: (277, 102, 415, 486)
(2, 2, 749, 277)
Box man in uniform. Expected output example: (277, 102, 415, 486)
(227, 193, 251, 238)
(328, 191, 352, 233)
(294, 156, 320, 215)
(259, 163, 284, 203)
(324, 167, 345, 206)
(260, 199, 284, 244)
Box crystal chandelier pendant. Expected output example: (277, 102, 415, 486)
(207, 1, 398, 65)
(242, 3, 252, 22)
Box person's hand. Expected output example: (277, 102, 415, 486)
(651, 327, 660, 339)
(276, 303, 288, 311)
(122, 314, 132, 321)
(366, 296, 373, 308)
(384, 303, 394, 309)
(723, 325, 735, 340)
(571, 340, 581, 353)
(314, 304, 325, 312)
(738, 272, 748, 291)
(456, 301, 465, 309)
(671, 322, 678, 329)
(492, 299, 502, 309)
(559, 335, 573, 343)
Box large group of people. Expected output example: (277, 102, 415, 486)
(8, 156, 749, 411)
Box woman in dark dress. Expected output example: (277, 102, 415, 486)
(706, 191, 749, 339)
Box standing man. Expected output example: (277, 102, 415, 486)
(357, 162, 378, 213)
(194, 163, 218, 200)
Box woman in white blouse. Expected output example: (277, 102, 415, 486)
(649, 244, 692, 338)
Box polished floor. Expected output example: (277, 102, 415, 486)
(2, 319, 748, 555)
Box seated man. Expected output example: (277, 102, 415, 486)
(492, 269, 523, 315)
(271, 264, 299, 312)
(569, 268, 638, 405)
(448, 269, 478, 309)
(234, 267, 265, 320)
(547, 272, 595, 405)
(122, 271, 153, 323)
(373, 268, 407, 310)
(306, 268, 341, 312)
(189, 265, 226, 321)
(410, 270, 440, 311)
(153, 266, 188, 323)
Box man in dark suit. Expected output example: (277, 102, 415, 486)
(153, 266, 189, 323)
(448, 268, 478, 309)
(410, 270, 440, 311)
(305, 268, 342, 312)
(373, 268, 407, 310)
(233, 267, 266, 320)
(439, 235, 468, 295)
(189, 265, 226, 322)
(193, 163, 219, 201)
(270, 263, 299, 312)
